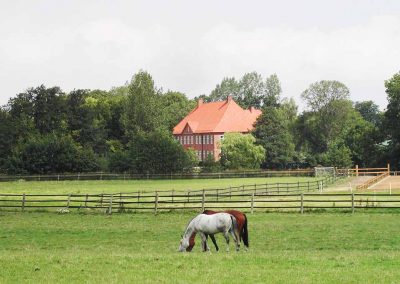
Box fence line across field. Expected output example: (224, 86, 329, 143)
(2, 176, 400, 213)
(0, 170, 315, 182)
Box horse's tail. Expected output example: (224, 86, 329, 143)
(230, 215, 240, 242)
(242, 214, 249, 248)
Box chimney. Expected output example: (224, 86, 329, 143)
(227, 95, 233, 102)
(197, 99, 203, 107)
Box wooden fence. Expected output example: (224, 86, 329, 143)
(4, 176, 400, 214)
(0, 169, 314, 182)
(2, 191, 400, 214)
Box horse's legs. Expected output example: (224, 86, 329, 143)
(229, 229, 240, 252)
(200, 233, 209, 252)
(209, 234, 219, 251)
(223, 231, 230, 252)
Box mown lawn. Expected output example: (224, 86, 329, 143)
(1, 211, 400, 283)
(0, 177, 318, 195)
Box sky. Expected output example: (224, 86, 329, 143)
(1, 0, 399, 110)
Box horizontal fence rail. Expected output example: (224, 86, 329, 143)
(6, 176, 400, 214)
(0, 170, 314, 182)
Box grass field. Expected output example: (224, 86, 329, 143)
(0, 176, 319, 195)
(1, 211, 400, 283)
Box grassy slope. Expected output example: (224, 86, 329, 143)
(0, 177, 318, 195)
(1, 211, 400, 283)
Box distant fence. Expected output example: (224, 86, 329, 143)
(4, 176, 382, 214)
(0, 170, 314, 182)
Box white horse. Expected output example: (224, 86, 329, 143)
(178, 213, 240, 252)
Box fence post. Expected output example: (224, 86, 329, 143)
(251, 193, 254, 214)
(22, 193, 26, 212)
(119, 192, 122, 211)
(108, 194, 113, 215)
(57, 174, 60, 182)
(67, 194, 71, 208)
(202, 190, 205, 211)
(351, 193, 355, 214)
(187, 191, 190, 202)
(85, 194, 88, 208)
(216, 188, 219, 202)
(155, 192, 159, 215)
(300, 193, 304, 214)
(137, 191, 140, 203)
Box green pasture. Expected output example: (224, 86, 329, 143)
(1, 211, 400, 283)
(0, 176, 319, 195)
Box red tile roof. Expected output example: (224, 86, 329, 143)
(173, 97, 262, 134)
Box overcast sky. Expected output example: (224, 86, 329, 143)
(1, 0, 399, 109)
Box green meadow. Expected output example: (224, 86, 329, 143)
(1, 211, 400, 283)
(0, 176, 319, 195)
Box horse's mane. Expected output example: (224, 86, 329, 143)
(182, 214, 199, 236)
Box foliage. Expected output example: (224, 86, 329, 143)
(301, 80, 350, 112)
(220, 133, 265, 169)
(127, 130, 198, 174)
(7, 134, 99, 174)
(122, 71, 163, 137)
(384, 72, 400, 169)
(207, 72, 282, 109)
(0, 70, 397, 173)
(201, 154, 222, 173)
(354, 100, 382, 127)
(320, 142, 353, 168)
(253, 105, 297, 168)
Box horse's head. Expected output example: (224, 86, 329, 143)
(178, 235, 190, 252)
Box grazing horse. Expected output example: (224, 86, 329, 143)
(178, 213, 240, 252)
(186, 210, 249, 252)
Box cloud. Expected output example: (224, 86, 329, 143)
(1, 13, 399, 110)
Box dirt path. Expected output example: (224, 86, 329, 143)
(369, 176, 400, 190)
(325, 176, 374, 192)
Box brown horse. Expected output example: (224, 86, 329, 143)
(186, 209, 249, 252)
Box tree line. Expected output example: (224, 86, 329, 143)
(0, 70, 399, 174)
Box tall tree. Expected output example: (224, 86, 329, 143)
(237, 72, 265, 108)
(122, 71, 163, 137)
(31, 85, 67, 134)
(253, 106, 296, 168)
(354, 100, 382, 127)
(160, 91, 196, 131)
(264, 73, 282, 107)
(384, 71, 400, 169)
(208, 77, 239, 102)
(301, 80, 350, 112)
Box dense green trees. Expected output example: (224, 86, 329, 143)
(0, 70, 398, 173)
(207, 72, 282, 109)
(384, 72, 400, 168)
(220, 133, 265, 169)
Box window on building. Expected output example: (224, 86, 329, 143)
(210, 135, 214, 144)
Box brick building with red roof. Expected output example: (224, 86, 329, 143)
(173, 96, 262, 161)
